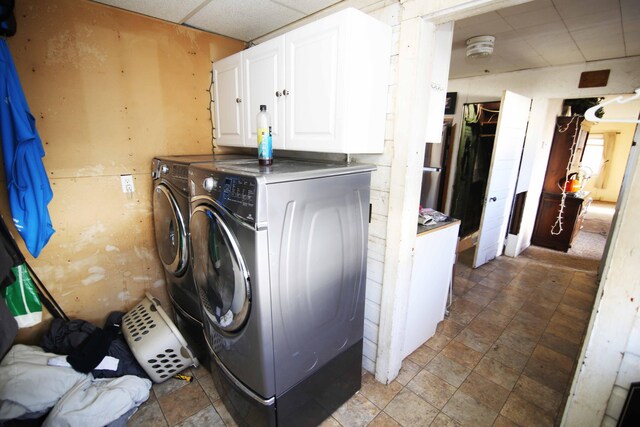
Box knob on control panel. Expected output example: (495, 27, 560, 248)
(203, 177, 216, 192)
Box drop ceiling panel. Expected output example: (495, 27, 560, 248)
(572, 23, 626, 60)
(494, 40, 549, 68)
(449, 0, 635, 79)
(92, 0, 205, 23)
(500, 5, 562, 29)
(535, 42, 585, 65)
(185, 0, 304, 41)
(554, 0, 617, 18)
(92, 0, 637, 80)
(273, 0, 342, 15)
(450, 37, 549, 79)
(621, 0, 640, 16)
(497, 0, 554, 17)
(623, 21, 640, 56)
(563, 9, 621, 32)
(517, 21, 569, 40)
(520, 25, 575, 49)
(452, 13, 514, 44)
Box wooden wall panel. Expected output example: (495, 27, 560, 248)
(0, 0, 244, 341)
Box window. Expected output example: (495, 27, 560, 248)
(582, 135, 604, 177)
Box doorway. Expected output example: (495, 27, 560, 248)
(450, 101, 501, 237)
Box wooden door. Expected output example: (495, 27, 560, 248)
(474, 91, 532, 268)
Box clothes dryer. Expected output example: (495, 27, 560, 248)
(188, 158, 374, 426)
(151, 154, 248, 360)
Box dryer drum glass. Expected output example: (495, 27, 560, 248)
(191, 207, 250, 333)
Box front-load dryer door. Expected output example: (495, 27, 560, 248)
(153, 184, 188, 276)
(191, 204, 251, 335)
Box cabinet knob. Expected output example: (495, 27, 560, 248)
(489, 197, 497, 202)
(236, 98, 242, 103)
(282, 89, 289, 96)
(275, 91, 282, 97)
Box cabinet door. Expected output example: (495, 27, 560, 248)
(212, 53, 245, 147)
(243, 37, 285, 149)
(284, 15, 344, 150)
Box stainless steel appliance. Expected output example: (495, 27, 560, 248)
(151, 154, 248, 360)
(188, 158, 374, 426)
(420, 122, 452, 211)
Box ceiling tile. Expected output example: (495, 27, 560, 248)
(536, 42, 585, 64)
(623, 22, 640, 55)
(563, 9, 620, 32)
(571, 23, 626, 60)
(273, 0, 341, 15)
(621, 0, 640, 55)
(493, 40, 550, 68)
(454, 10, 503, 27)
(452, 13, 514, 44)
(185, 0, 304, 41)
(500, 5, 562, 29)
(571, 22, 623, 41)
(92, 0, 206, 23)
(517, 21, 568, 39)
(449, 36, 549, 79)
(621, 0, 640, 16)
(497, 0, 554, 17)
(553, 0, 619, 18)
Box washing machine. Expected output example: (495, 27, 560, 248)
(151, 154, 248, 361)
(188, 158, 374, 426)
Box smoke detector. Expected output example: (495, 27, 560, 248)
(466, 36, 495, 58)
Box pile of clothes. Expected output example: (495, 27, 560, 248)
(0, 313, 152, 426)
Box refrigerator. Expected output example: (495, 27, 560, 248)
(420, 122, 452, 212)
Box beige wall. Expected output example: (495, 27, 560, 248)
(0, 0, 244, 340)
(582, 97, 640, 202)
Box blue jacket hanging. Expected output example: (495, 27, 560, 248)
(0, 39, 54, 257)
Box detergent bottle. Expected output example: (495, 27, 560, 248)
(256, 105, 273, 166)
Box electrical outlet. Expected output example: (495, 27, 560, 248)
(120, 175, 135, 193)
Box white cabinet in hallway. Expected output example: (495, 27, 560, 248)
(212, 8, 391, 154)
(402, 220, 460, 359)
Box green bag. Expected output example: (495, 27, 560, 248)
(2, 263, 42, 328)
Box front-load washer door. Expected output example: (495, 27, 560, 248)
(191, 204, 251, 335)
(153, 183, 188, 276)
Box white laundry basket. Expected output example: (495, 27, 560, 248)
(122, 293, 198, 383)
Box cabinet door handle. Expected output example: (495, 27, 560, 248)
(282, 89, 289, 96)
(236, 98, 242, 103)
(275, 91, 282, 97)
(489, 197, 497, 202)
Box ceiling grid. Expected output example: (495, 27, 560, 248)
(90, 0, 639, 79)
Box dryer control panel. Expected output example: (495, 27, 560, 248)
(199, 173, 257, 224)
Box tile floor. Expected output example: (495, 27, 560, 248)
(128, 252, 598, 427)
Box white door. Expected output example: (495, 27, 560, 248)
(284, 15, 343, 150)
(474, 91, 532, 268)
(212, 52, 244, 147)
(242, 37, 285, 149)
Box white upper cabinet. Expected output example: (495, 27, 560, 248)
(242, 37, 285, 149)
(212, 53, 245, 147)
(212, 8, 391, 154)
(424, 22, 454, 143)
(284, 13, 342, 150)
